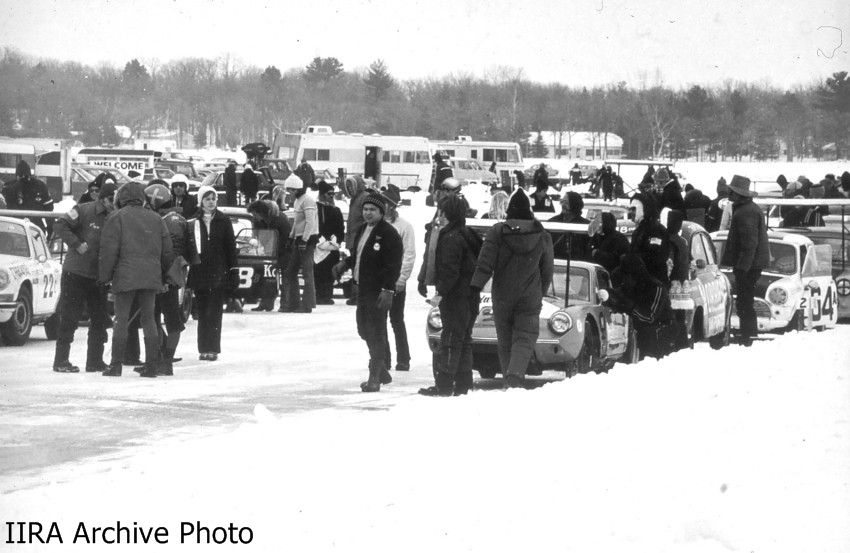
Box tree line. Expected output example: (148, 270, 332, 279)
(1, 47, 847, 161)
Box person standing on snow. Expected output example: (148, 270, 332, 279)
(281, 177, 319, 313)
(223, 162, 238, 207)
(332, 193, 403, 393)
(431, 151, 454, 194)
(295, 158, 316, 190)
(98, 182, 173, 378)
(314, 180, 345, 305)
(51, 179, 118, 373)
(419, 193, 481, 397)
(1, 160, 54, 236)
(720, 175, 769, 347)
(470, 188, 554, 389)
(186, 185, 238, 361)
(381, 184, 415, 373)
(240, 163, 259, 206)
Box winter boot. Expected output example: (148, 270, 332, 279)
(360, 361, 382, 393)
(53, 342, 78, 372)
(85, 340, 107, 372)
(158, 332, 179, 376)
(138, 338, 160, 378)
(102, 362, 122, 377)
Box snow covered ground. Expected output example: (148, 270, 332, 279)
(2, 161, 849, 552)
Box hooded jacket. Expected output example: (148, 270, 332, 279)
(250, 200, 292, 268)
(590, 212, 630, 272)
(471, 218, 554, 308)
(630, 192, 670, 285)
(54, 199, 111, 279)
(99, 182, 173, 292)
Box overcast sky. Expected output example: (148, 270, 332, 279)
(2, 0, 847, 89)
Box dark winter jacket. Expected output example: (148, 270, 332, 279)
(721, 197, 769, 272)
(223, 165, 237, 194)
(162, 210, 190, 260)
(433, 158, 454, 191)
(172, 189, 199, 220)
(667, 211, 690, 282)
(99, 183, 173, 292)
(295, 162, 316, 189)
(1, 162, 54, 234)
(187, 210, 237, 291)
(240, 168, 259, 199)
(343, 218, 403, 296)
(590, 212, 630, 273)
(435, 219, 479, 298)
(630, 218, 670, 286)
(53, 199, 110, 279)
(318, 201, 345, 244)
(531, 189, 555, 212)
(471, 218, 554, 307)
(661, 179, 686, 212)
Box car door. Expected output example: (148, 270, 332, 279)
(595, 268, 629, 356)
(27, 226, 58, 315)
(800, 244, 839, 328)
(690, 231, 727, 337)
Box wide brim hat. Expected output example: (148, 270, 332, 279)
(727, 175, 754, 197)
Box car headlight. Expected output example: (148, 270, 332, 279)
(427, 308, 442, 331)
(0, 269, 10, 291)
(549, 311, 572, 334)
(768, 286, 788, 306)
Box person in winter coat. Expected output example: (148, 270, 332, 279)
(282, 178, 319, 313)
(144, 183, 191, 376)
(187, 185, 238, 361)
(1, 160, 54, 236)
(661, 176, 686, 213)
(78, 173, 116, 204)
(667, 210, 690, 284)
(419, 194, 480, 396)
(599, 165, 615, 201)
(840, 171, 850, 198)
(590, 211, 630, 274)
(549, 191, 591, 261)
(604, 254, 677, 359)
(629, 192, 670, 287)
(223, 162, 238, 207)
(98, 182, 173, 377)
(532, 164, 549, 190)
(51, 179, 118, 373)
(431, 152, 454, 193)
(470, 189, 554, 389)
(295, 158, 316, 189)
(246, 199, 292, 311)
(314, 180, 346, 305)
(381, 184, 415, 372)
(332, 193, 403, 392)
(721, 175, 769, 347)
(171, 180, 198, 219)
(569, 163, 583, 185)
(417, 177, 464, 301)
(240, 164, 259, 205)
(705, 178, 730, 233)
(531, 179, 555, 213)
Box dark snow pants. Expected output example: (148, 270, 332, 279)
(492, 295, 541, 379)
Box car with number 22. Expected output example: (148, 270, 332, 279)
(0, 215, 62, 345)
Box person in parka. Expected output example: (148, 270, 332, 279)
(629, 191, 670, 287)
(1, 160, 54, 236)
(419, 194, 481, 397)
(589, 211, 630, 274)
(470, 188, 554, 389)
(223, 162, 238, 207)
(246, 199, 292, 311)
(240, 164, 259, 205)
(98, 181, 173, 377)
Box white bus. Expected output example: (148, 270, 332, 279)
(272, 127, 432, 191)
(74, 148, 161, 178)
(433, 136, 524, 188)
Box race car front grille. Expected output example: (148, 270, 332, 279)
(754, 298, 772, 319)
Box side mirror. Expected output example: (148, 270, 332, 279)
(597, 289, 610, 304)
(695, 259, 707, 270)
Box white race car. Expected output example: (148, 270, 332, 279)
(712, 230, 838, 333)
(0, 215, 62, 345)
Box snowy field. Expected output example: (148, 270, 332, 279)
(1, 160, 849, 552)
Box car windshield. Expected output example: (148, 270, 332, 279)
(156, 168, 176, 178)
(234, 228, 277, 258)
(170, 164, 197, 178)
(480, 265, 591, 302)
(714, 239, 798, 275)
(0, 222, 30, 257)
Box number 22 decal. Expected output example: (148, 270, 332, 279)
(42, 273, 56, 299)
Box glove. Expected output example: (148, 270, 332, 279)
(332, 261, 348, 281)
(417, 281, 428, 298)
(377, 289, 394, 311)
(75, 242, 89, 255)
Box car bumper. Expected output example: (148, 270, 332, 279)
(730, 298, 794, 331)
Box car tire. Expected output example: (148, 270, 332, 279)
(575, 325, 600, 374)
(1, 287, 33, 346)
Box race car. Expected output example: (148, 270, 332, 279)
(712, 230, 839, 333)
(425, 259, 638, 379)
(0, 215, 62, 345)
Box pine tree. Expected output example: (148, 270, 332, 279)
(364, 59, 395, 101)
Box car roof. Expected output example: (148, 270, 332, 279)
(711, 229, 815, 246)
